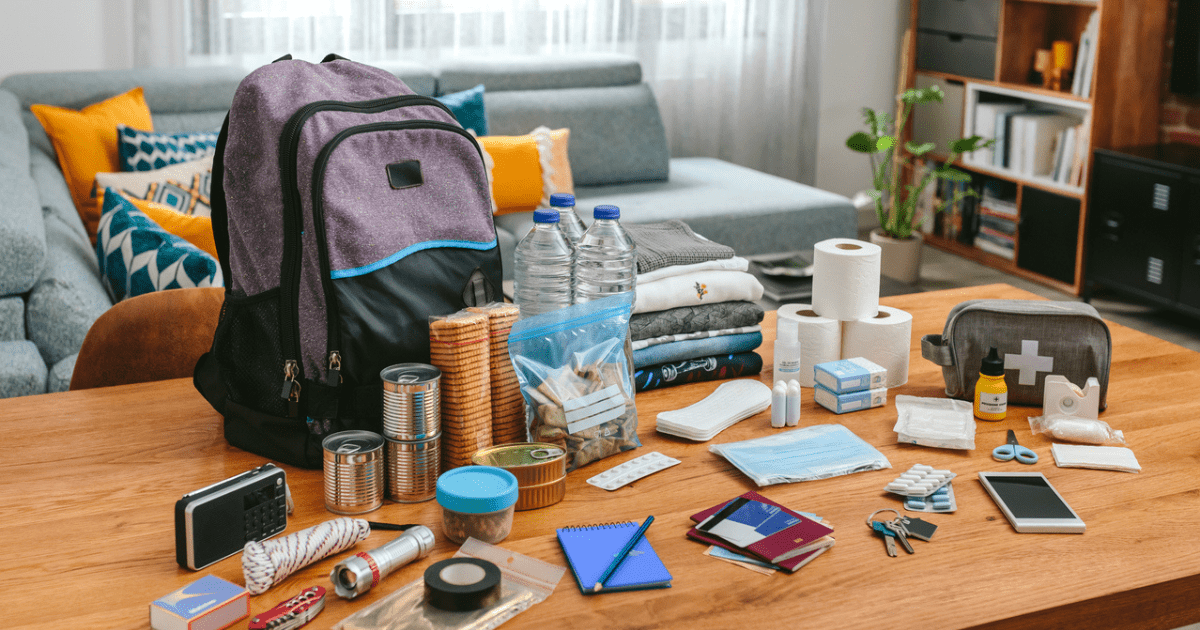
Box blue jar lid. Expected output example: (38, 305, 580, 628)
(593, 204, 620, 219)
(437, 466, 519, 514)
(549, 193, 575, 208)
(532, 208, 561, 223)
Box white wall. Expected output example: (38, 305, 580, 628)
(0, 0, 133, 81)
(815, 0, 908, 230)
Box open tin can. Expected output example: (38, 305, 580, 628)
(323, 430, 385, 514)
(471, 442, 567, 510)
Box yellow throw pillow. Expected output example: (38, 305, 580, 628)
(31, 87, 154, 243)
(105, 191, 219, 260)
(540, 127, 574, 197)
(476, 127, 574, 216)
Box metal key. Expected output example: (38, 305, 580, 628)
(886, 519, 915, 554)
(870, 521, 898, 557)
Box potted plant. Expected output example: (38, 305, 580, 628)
(846, 85, 991, 284)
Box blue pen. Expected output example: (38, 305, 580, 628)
(593, 516, 654, 592)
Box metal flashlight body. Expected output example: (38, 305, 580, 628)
(330, 525, 436, 599)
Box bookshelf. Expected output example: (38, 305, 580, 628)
(903, 0, 1169, 295)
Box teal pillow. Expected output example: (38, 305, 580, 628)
(95, 188, 223, 302)
(436, 84, 487, 136)
(117, 124, 218, 172)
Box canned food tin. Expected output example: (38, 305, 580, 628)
(385, 434, 440, 503)
(380, 363, 441, 441)
(471, 443, 567, 510)
(513, 476, 567, 511)
(323, 430, 385, 515)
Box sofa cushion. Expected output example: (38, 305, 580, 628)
(30, 87, 155, 242)
(122, 195, 219, 259)
(0, 296, 24, 341)
(25, 209, 113, 366)
(0, 340, 47, 398)
(437, 54, 641, 94)
(117, 124, 218, 172)
(95, 190, 222, 303)
(436, 84, 488, 135)
(486, 84, 668, 187)
(0, 90, 47, 296)
(48, 353, 76, 393)
(95, 156, 213, 216)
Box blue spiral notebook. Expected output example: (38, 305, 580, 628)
(557, 521, 673, 594)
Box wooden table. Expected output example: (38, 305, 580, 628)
(4, 284, 1200, 630)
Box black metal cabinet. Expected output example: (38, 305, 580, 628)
(1086, 145, 1200, 317)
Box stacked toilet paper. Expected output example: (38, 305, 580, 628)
(778, 238, 911, 387)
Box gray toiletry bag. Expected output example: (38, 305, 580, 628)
(921, 300, 1111, 410)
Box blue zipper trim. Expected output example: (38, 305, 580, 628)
(330, 238, 498, 279)
(508, 304, 630, 342)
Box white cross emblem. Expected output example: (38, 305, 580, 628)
(1004, 340, 1054, 386)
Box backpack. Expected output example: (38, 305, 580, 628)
(194, 55, 501, 468)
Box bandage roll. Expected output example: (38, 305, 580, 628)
(778, 304, 841, 387)
(811, 239, 881, 321)
(842, 305, 912, 387)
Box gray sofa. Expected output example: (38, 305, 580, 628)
(0, 54, 854, 397)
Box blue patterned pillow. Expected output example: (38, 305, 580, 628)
(95, 188, 223, 302)
(436, 84, 487, 136)
(117, 124, 218, 172)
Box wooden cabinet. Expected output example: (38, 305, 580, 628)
(903, 0, 1169, 295)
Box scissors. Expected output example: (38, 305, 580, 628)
(992, 429, 1038, 464)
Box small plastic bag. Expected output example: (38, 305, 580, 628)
(708, 424, 891, 486)
(508, 294, 640, 471)
(1029, 415, 1126, 446)
(334, 538, 566, 630)
(892, 395, 976, 450)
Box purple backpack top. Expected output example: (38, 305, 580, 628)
(195, 55, 501, 468)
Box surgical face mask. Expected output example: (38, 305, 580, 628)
(709, 424, 891, 487)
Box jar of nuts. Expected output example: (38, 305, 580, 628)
(435, 466, 519, 544)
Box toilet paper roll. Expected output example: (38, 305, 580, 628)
(811, 238, 881, 321)
(842, 305, 912, 387)
(778, 304, 841, 387)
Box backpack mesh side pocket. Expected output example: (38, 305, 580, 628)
(211, 288, 290, 417)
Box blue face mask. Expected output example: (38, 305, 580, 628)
(709, 424, 891, 487)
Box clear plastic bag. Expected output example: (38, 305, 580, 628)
(334, 538, 565, 630)
(507, 294, 640, 471)
(892, 395, 976, 450)
(708, 424, 891, 486)
(1029, 415, 1126, 446)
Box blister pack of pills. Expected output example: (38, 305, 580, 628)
(884, 464, 957, 497)
(586, 451, 682, 491)
(904, 482, 957, 513)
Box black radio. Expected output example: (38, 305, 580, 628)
(174, 463, 289, 570)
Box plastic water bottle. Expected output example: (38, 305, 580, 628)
(513, 208, 574, 318)
(551, 193, 587, 246)
(574, 205, 636, 303)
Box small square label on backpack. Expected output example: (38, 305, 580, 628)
(387, 160, 423, 189)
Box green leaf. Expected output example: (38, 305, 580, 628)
(935, 167, 974, 183)
(905, 141, 936, 156)
(846, 131, 877, 153)
(862, 107, 893, 137)
(876, 136, 896, 152)
(900, 85, 945, 105)
(948, 135, 992, 153)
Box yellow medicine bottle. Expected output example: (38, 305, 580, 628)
(974, 346, 1007, 421)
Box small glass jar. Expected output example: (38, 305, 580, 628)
(436, 466, 519, 544)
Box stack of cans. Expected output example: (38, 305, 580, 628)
(380, 363, 442, 502)
(323, 430, 385, 514)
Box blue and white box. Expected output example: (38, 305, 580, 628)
(813, 357, 887, 394)
(149, 575, 248, 630)
(814, 384, 888, 414)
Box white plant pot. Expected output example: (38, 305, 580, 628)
(870, 229, 923, 285)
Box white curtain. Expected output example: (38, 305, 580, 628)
(183, 0, 822, 183)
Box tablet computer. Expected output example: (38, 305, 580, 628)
(978, 471, 1086, 534)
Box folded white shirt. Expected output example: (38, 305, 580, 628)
(634, 270, 764, 315)
(636, 256, 749, 284)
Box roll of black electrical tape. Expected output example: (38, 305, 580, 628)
(423, 557, 502, 611)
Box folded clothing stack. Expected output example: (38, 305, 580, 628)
(625, 221, 766, 392)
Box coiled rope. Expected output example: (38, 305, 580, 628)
(243, 517, 370, 595)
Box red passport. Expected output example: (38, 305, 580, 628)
(688, 491, 834, 572)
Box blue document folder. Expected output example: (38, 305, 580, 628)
(557, 521, 673, 594)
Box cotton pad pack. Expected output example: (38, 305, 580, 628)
(656, 379, 772, 441)
(892, 395, 976, 450)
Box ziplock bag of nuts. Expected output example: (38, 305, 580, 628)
(507, 293, 641, 471)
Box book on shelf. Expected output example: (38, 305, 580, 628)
(688, 491, 835, 573)
(979, 214, 1017, 235)
(1008, 111, 1060, 175)
(1052, 126, 1077, 183)
(1072, 11, 1100, 98)
(970, 100, 1025, 167)
(978, 226, 1015, 245)
(975, 236, 1016, 260)
(1069, 121, 1091, 187)
(1025, 114, 1083, 178)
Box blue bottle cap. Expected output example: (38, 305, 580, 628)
(532, 208, 561, 223)
(549, 193, 575, 208)
(436, 466, 519, 514)
(593, 205, 620, 220)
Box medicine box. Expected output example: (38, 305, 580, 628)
(814, 384, 887, 414)
(150, 574, 248, 630)
(813, 357, 887, 394)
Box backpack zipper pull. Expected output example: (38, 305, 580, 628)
(280, 360, 299, 400)
(325, 351, 342, 388)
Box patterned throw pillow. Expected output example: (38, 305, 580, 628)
(94, 156, 213, 216)
(436, 84, 487, 136)
(117, 124, 218, 172)
(96, 187, 222, 302)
